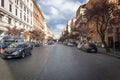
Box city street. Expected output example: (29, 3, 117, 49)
(0, 43, 120, 80)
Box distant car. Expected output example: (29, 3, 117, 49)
(34, 42, 40, 47)
(47, 41, 54, 45)
(86, 43, 98, 53)
(1, 43, 32, 59)
(67, 42, 74, 47)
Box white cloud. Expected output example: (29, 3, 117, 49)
(52, 24, 66, 39)
(40, 0, 81, 15)
(54, 34, 60, 39)
(56, 24, 65, 30)
(39, 0, 82, 22)
(38, 0, 88, 39)
(50, 7, 58, 15)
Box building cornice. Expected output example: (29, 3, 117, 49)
(32, 0, 45, 20)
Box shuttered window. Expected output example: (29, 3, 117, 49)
(1, 0, 4, 7)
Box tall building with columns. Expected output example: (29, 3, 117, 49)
(0, 0, 33, 36)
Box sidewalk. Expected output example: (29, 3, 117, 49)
(98, 48, 120, 58)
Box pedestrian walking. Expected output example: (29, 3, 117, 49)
(118, 41, 120, 52)
(114, 41, 119, 52)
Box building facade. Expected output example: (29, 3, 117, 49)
(0, 0, 33, 36)
(32, 0, 45, 41)
(60, 0, 120, 48)
(85, 0, 120, 48)
(32, 0, 44, 31)
(44, 23, 55, 42)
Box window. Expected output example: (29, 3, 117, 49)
(27, 9, 29, 15)
(27, 17, 29, 23)
(20, 2, 22, 9)
(0, 14, 3, 21)
(31, 20, 32, 25)
(23, 24, 25, 29)
(116, 28, 119, 33)
(1, 0, 4, 7)
(107, 27, 113, 33)
(118, 0, 120, 5)
(15, 8, 17, 16)
(20, 12, 22, 18)
(27, 0, 29, 5)
(15, 21, 17, 26)
(118, 14, 120, 18)
(24, 6, 26, 12)
(24, 14, 26, 21)
(27, 0, 29, 3)
(109, 0, 112, 3)
(116, 12, 120, 18)
(15, 0, 18, 4)
(30, 13, 32, 17)
(30, 3, 32, 7)
(8, 18, 11, 24)
(9, 4, 12, 12)
(17, 0, 18, 5)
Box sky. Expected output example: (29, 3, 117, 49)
(36, 0, 89, 39)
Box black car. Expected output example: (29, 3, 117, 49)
(1, 43, 32, 59)
(86, 43, 98, 53)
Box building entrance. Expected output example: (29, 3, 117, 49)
(108, 37, 113, 48)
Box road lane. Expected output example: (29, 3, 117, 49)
(0, 44, 120, 80)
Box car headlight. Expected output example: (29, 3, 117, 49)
(12, 51, 18, 55)
(19, 49, 22, 52)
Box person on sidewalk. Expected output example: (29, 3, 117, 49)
(114, 41, 119, 52)
(118, 41, 120, 52)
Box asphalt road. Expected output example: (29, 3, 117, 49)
(0, 43, 120, 80)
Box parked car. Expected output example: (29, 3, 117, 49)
(86, 43, 98, 53)
(67, 42, 74, 47)
(77, 42, 84, 49)
(0, 42, 7, 49)
(77, 43, 98, 53)
(34, 42, 40, 47)
(26, 42, 34, 50)
(1, 43, 32, 59)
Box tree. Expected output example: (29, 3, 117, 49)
(85, 0, 116, 52)
(29, 29, 45, 41)
(6, 26, 24, 37)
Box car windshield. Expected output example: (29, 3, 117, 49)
(7, 43, 19, 48)
(89, 44, 96, 47)
(16, 44, 23, 48)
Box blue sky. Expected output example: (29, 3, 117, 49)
(36, 0, 89, 39)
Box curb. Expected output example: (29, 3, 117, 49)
(98, 51, 120, 58)
(78, 48, 120, 59)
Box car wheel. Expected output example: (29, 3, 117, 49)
(29, 51, 32, 55)
(21, 52, 25, 58)
(94, 50, 98, 53)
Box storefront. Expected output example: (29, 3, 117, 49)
(116, 28, 120, 41)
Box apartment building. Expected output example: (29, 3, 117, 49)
(0, 0, 33, 36)
(32, 0, 45, 41)
(85, 0, 120, 48)
(32, 0, 44, 32)
(44, 23, 55, 42)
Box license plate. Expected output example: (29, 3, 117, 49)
(7, 56, 12, 58)
(91, 49, 95, 51)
